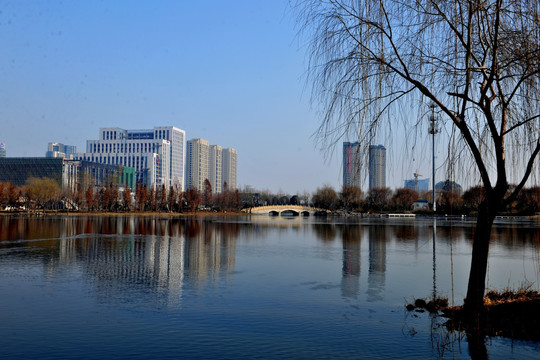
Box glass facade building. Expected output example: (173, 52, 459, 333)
(0, 158, 65, 187)
(0, 157, 133, 192)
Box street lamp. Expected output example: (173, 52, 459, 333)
(428, 104, 439, 212)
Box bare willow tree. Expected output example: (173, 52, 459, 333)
(297, 0, 540, 316)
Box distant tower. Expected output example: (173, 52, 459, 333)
(343, 142, 362, 188)
(0, 142, 5, 158)
(368, 145, 386, 189)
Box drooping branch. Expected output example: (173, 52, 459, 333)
(505, 137, 540, 206)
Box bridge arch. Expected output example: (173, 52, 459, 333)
(244, 205, 328, 216)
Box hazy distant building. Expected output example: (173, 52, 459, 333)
(222, 148, 237, 190)
(0, 142, 5, 158)
(209, 145, 222, 194)
(186, 138, 210, 191)
(368, 145, 386, 189)
(78, 126, 186, 190)
(404, 178, 429, 192)
(435, 180, 463, 195)
(46, 142, 77, 159)
(343, 142, 362, 188)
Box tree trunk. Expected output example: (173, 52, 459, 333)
(464, 199, 498, 316)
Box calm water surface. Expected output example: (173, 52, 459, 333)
(0, 215, 539, 359)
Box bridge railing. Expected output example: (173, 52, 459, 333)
(243, 205, 328, 214)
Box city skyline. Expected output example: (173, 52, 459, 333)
(1, 1, 472, 193)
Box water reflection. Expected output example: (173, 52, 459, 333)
(368, 225, 387, 302)
(341, 226, 361, 299)
(1, 216, 540, 359)
(0, 216, 239, 308)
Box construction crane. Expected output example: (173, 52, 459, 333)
(413, 170, 422, 193)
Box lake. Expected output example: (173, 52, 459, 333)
(0, 215, 539, 359)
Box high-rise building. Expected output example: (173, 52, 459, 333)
(368, 145, 386, 189)
(0, 142, 5, 158)
(186, 138, 210, 191)
(46, 142, 77, 159)
(222, 148, 237, 190)
(209, 145, 222, 194)
(185, 140, 237, 193)
(78, 126, 186, 190)
(343, 142, 362, 188)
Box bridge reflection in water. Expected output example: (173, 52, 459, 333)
(245, 205, 328, 216)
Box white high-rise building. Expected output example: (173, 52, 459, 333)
(185, 140, 237, 193)
(209, 145, 222, 194)
(78, 126, 186, 190)
(222, 148, 237, 190)
(186, 138, 210, 191)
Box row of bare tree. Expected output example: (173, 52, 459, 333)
(0, 178, 242, 213)
(3, 178, 540, 215)
(311, 185, 540, 215)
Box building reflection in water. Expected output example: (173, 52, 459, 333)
(367, 225, 387, 302)
(341, 225, 362, 299)
(40, 217, 239, 308)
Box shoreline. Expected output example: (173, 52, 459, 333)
(0, 210, 244, 217)
(2, 209, 540, 220)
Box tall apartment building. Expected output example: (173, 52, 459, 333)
(46, 142, 77, 159)
(185, 138, 210, 191)
(185, 140, 237, 193)
(78, 126, 186, 190)
(343, 142, 362, 188)
(222, 148, 237, 190)
(368, 145, 386, 189)
(209, 145, 222, 194)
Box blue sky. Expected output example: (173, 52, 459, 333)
(0, 1, 445, 194)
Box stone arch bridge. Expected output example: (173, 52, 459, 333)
(244, 205, 328, 216)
